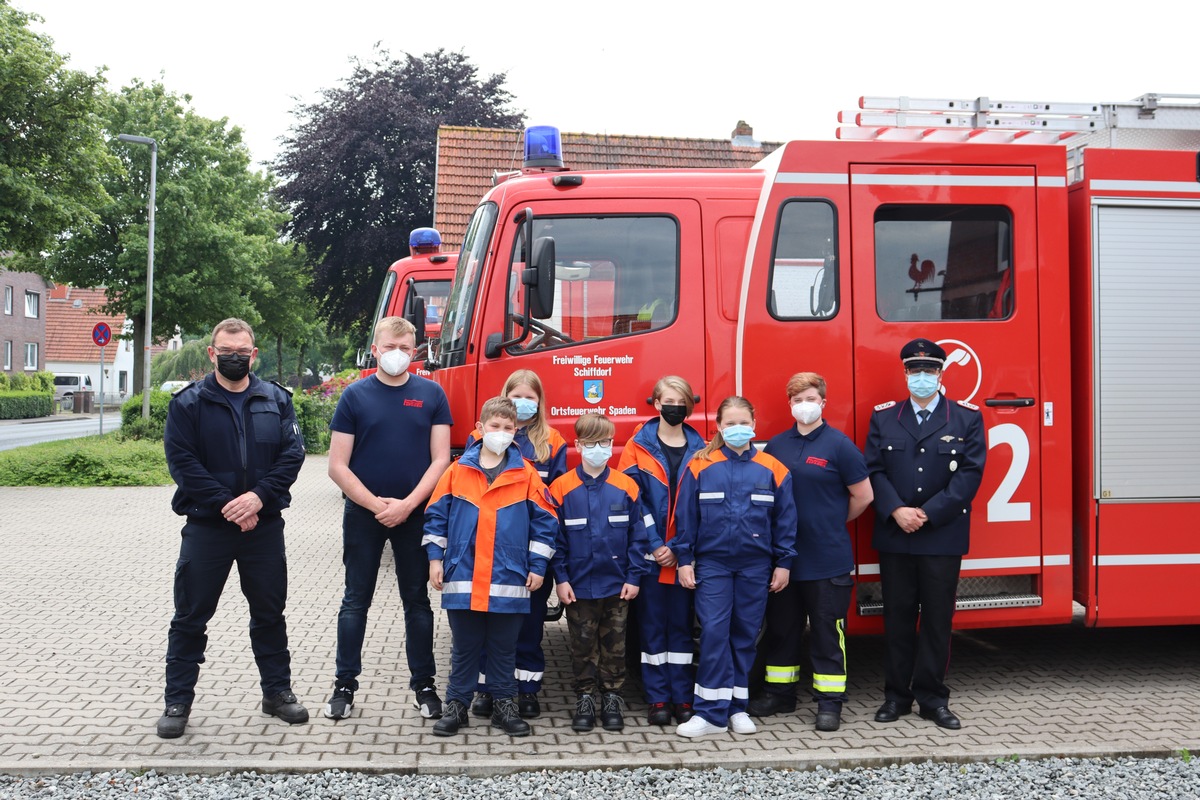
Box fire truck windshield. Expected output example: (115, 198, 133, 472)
(439, 202, 498, 367)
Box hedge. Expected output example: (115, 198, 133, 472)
(0, 390, 53, 420)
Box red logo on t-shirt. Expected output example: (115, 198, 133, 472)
(403, 399, 424, 408)
(806, 456, 828, 468)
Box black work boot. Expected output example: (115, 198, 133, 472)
(470, 692, 493, 718)
(156, 703, 190, 739)
(747, 691, 797, 717)
(816, 702, 842, 732)
(571, 694, 596, 732)
(600, 692, 625, 732)
(433, 699, 470, 736)
(262, 689, 309, 724)
(518, 691, 541, 718)
(490, 695, 531, 736)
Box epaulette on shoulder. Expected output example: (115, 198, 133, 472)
(269, 380, 294, 395)
(873, 400, 897, 412)
(170, 379, 201, 397)
(957, 399, 979, 412)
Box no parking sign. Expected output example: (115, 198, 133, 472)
(92, 322, 112, 347)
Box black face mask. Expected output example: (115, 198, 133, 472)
(216, 353, 251, 382)
(659, 404, 688, 427)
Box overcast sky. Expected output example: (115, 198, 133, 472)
(19, 0, 1196, 170)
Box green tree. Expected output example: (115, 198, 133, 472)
(0, 1, 112, 254)
(256, 240, 319, 383)
(149, 338, 211, 386)
(44, 79, 286, 397)
(273, 48, 523, 332)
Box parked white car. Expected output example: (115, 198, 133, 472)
(53, 373, 93, 402)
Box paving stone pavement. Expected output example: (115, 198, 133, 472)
(1, 454, 1197, 777)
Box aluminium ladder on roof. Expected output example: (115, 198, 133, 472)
(836, 94, 1200, 177)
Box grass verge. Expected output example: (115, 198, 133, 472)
(0, 434, 173, 487)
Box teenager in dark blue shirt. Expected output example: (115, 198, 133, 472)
(750, 372, 872, 732)
(323, 316, 453, 722)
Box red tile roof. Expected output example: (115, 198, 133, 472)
(44, 287, 125, 364)
(434, 126, 783, 248)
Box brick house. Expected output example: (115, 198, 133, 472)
(43, 285, 136, 403)
(0, 267, 50, 376)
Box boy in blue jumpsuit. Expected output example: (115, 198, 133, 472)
(422, 397, 559, 736)
(751, 372, 872, 732)
(674, 396, 798, 737)
(550, 413, 651, 733)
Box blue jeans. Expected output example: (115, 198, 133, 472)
(165, 517, 291, 706)
(335, 500, 435, 691)
(446, 610, 524, 705)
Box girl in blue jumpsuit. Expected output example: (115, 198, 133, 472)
(618, 375, 706, 725)
(674, 396, 797, 737)
(468, 369, 568, 719)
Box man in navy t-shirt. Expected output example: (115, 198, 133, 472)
(749, 372, 872, 732)
(322, 316, 453, 722)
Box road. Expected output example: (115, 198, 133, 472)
(0, 413, 123, 451)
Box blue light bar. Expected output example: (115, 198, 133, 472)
(523, 125, 564, 169)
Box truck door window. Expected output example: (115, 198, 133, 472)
(874, 205, 1014, 321)
(439, 203, 498, 366)
(506, 215, 679, 353)
(769, 200, 838, 319)
(404, 279, 451, 356)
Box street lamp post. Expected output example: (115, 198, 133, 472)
(117, 134, 157, 420)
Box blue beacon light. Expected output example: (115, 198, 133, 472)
(523, 125, 565, 169)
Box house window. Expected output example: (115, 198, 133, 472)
(119, 371, 128, 394)
(3, 341, 11, 370)
(25, 290, 40, 319)
(24, 342, 38, 370)
(4, 286, 11, 315)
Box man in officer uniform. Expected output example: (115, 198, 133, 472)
(865, 338, 986, 730)
(156, 318, 308, 738)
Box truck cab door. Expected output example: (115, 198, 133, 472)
(473, 199, 707, 459)
(848, 159, 1067, 626)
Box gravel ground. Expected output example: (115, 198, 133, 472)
(2, 757, 1197, 800)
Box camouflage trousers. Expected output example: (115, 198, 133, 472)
(565, 596, 629, 695)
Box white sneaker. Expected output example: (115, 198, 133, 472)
(729, 712, 757, 734)
(676, 715, 728, 737)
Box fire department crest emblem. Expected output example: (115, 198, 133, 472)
(583, 380, 604, 404)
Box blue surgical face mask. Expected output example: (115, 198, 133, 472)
(580, 443, 613, 468)
(906, 372, 940, 399)
(721, 424, 755, 448)
(512, 397, 539, 421)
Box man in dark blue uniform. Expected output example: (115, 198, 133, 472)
(156, 318, 307, 738)
(865, 339, 986, 730)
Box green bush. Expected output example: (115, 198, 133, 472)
(119, 390, 172, 440)
(0, 435, 172, 486)
(294, 390, 335, 454)
(0, 390, 53, 419)
(293, 369, 360, 454)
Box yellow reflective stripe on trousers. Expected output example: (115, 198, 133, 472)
(812, 673, 846, 692)
(764, 665, 801, 684)
(812, 618, 848, 694)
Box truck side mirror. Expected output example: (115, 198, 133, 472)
(525, 236, 556, 320)
(406, 295, 428, 346)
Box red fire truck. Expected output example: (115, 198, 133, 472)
(424, 96, 1200, 633)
